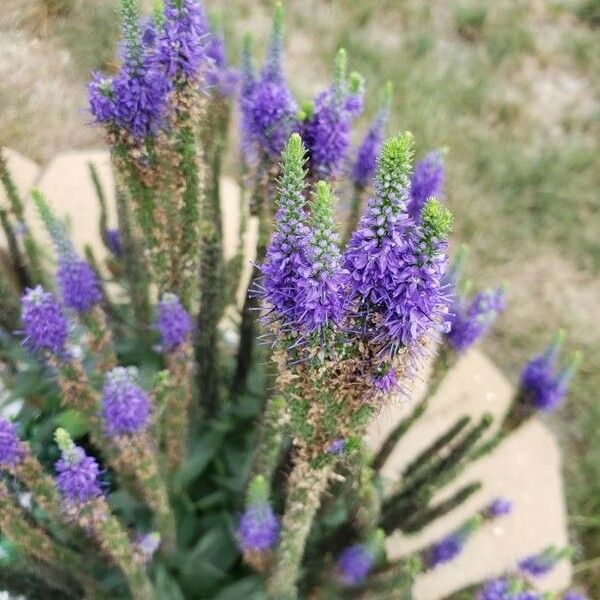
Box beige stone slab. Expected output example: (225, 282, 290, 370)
(368, 351, 513, 488)
(33, 149, 116, 264)
(367, 350, 571, 597)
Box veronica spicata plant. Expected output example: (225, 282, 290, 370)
(0, 2, 582, 599)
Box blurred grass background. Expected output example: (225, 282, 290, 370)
(1, 0, 599, 593)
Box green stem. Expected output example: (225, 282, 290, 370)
(268, 460, 332, 600)
(343, 184, 366, 247)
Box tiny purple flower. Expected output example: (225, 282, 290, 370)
(102, 367, 151, 436)
(237, 503, 280, 552)
(136, 532, 161, 562)
(487, 497, 513, 518)
(408, 150, 445, 219)
(428, 533, 464, 567)
(0, 419, 24, 468)
(57, 257, 101, 314)
(563, 591, 587, 600)
(337, 544, 376, 586)
(21, 286, 68, 355)
(156, 293, 192, 349)
(55, 446, 102, 504)
(327, 438, 346, 456)
(372, 367, 398, 392)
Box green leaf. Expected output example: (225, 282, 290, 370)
(172, 429, 224, 490)
(211, 577, 266, 600)
(154, 564, 185, 600)
(54, 409, 90, 439)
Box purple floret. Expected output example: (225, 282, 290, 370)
(157, 0, 209, 80)
(408, 150, 445, 219)
(487, 497, 513, 517)
(327, 438, 346, 456)
(0, 419, 24, 468)
(563, 591, 587, 600)
(56, 257, 101, 314)
(372, 366, 398, 392)
(21, 286, 68, 355)
(447, 287, 505, 353)
(156, 293, 192, 349)
(55, 446, 102, 504)
(337, 544, 375, 586)
(428, 533, 464, 567)
(237, 503, 280, 552)
(102, 367, 151, 436)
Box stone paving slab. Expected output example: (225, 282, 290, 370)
(33, 149, 116, 263)
(368, 350, 571, 598)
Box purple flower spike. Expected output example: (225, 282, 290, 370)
(238, 504, 280, 552)
(447, 286, 506, 353)
(408, 150, 445, 219)
(105, 228, 123, 257)
(240, 5, 296, 158)
(243, 75, 297, 158)
(156, 293, 192, 349)
(110, 60, 172, 140)
(351, 83, 391, 189)
(294, 181, 347, 334)
(158, 0, 210, 80)
(0, 419, 24, 468)
(302, 91, 352, 180)
(55, 429, 102, 504)
(262, 134, 313, 328)
(520, 335, 578, 412)
(519, 546, 566, 578)
(477, 578, 541, 600)
(238, 475, 279, 552)
(57, 257, 101, 314)
(428, 533, 464, 567)
(487, 497, 513, 518)
(338, 544, 375, 586)
(21, 286, 68, 355)
(352, 118, 386, 189)
(563, 591, 587, 600)
(102, 367, 151, 436)
(206, 31, 238, 97)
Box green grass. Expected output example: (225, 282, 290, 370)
(3, 0, 600, 593)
